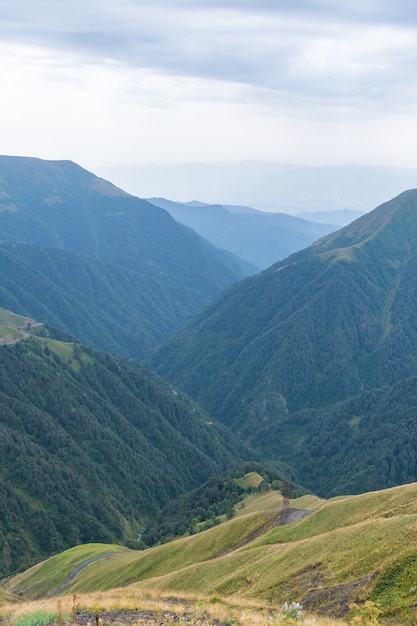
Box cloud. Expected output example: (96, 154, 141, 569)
(0, 2, 413, 114)
(2, 1, 417, 169)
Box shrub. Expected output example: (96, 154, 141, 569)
(280, 601, 304, 622)
(12, 611, 60, 626)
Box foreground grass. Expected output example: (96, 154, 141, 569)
(0, 589, 349, 626)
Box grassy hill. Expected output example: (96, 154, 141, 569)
(3, 481, 417, 624)
(0, 307, 38, 344)
(0, 312, 241, 577)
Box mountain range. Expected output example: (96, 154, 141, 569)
(97, 161, 417, 212)
(4, 155, 417, 625)
(147, 197, 336, 270)
(4, 153, 417, 584)
(149, 189, 417, 496)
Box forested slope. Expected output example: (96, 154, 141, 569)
(0, 241, 183, 359)
(0, 331, 240, 576)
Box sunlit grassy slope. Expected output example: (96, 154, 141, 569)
(3, 545, 128, 600)
(0, 305, 89, 366)
(0, 589, 20, 605)
(0, 306, 38, 340)
(4, 482, 417, 622)
(4, 511, 276, 599)
(0, 307, 35, 327)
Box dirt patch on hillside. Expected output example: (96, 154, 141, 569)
(70, 610, 193, 625)
(10, 610, 227, 626)
(302, 572, 378, 617)
(0, 332, 29, 345)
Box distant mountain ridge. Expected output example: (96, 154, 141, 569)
(148, 197, 336, 270)
(0, 156, 252, 358)
(149, 189, 417, 496)
(294, 208, 365, 225)
(97, 161, 417, 213)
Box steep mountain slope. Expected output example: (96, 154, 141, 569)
(253, 375, 417, 496)
(0, 241, 187, 359)
(149, 190, 417, 494)
(0, 156, 252, 357)
(148, 197, 336, 270)
(0, 321, 241, 576)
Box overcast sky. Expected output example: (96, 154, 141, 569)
(3, 1, 417, 173)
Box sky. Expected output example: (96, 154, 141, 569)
(3, 1, 417, 179)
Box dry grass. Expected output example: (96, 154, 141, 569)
(0, 590, 349, 626)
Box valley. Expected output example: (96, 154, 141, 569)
(147, 198, 336, 270)
(2, 155, 417, 623)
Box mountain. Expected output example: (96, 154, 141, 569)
(0, 156, 252, 358)
(149, 189, 417, 495)
(148, 198, 336, 270)
(0, 314, 241, 576)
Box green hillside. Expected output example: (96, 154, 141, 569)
(0, 307, 38, 343)
(253, 375, 417, 496)
(0, 323, 241, 577)
(149, 190, 417, 495)
(0, 156, 251, 358)
(4, 481, 417, 623)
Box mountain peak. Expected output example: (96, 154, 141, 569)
(294, 188, 417, 262)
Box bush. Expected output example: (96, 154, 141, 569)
(280, 601, 304, 622)
(13, 611, 61, 626)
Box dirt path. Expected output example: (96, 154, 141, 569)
(48, 553, 121, 598)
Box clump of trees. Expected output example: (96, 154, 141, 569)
(141, 462, 301, 547)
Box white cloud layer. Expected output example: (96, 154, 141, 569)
(2, 1, 417, 173)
